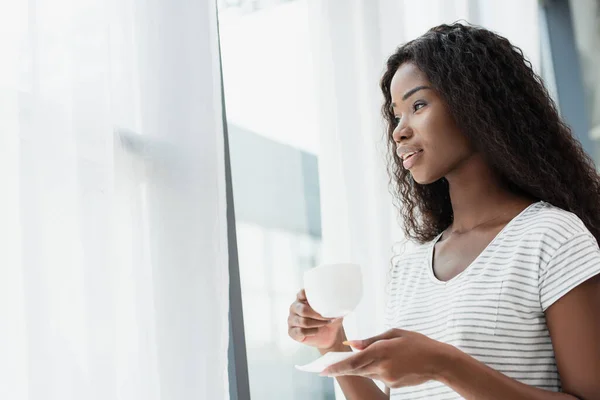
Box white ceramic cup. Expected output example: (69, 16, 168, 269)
(303, 263, 363, 318)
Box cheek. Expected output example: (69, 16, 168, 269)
(409, 110, 471, 182)
(413, 134, 468, 183)
(414, 110, 447, 145)
(425, 145, 452, 175)
(420, 113, 469, 162)
(426, 140, 469, 173)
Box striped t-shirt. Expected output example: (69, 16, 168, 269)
(385, 201, 600, 399)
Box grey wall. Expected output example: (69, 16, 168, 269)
(228, 124, 322, 238)
(542, 0, 593, 152)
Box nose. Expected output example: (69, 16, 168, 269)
(392, 118, 413, 143)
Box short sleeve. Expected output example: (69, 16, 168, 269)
(539, 232, 600, 311)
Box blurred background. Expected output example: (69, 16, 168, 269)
(218, 0, 600, 399)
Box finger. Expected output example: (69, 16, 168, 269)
(363, 373, 380, 381)
(321, 350, 374, 376)
(288, 313, 331, 328)
(288, 326, 319, 341)
(294, 302, 330, 321)
(322, 357, 377, 377)
(290, 315, 333, 328)
(345, 328, 406, 350)
(323, 362, 378, 378)
(340, 360, 380, 376)
(297, 289, 307, 303)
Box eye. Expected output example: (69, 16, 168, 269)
(413, 101, 426, 112)
(394, 116, 401, 125)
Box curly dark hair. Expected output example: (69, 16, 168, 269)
(381, 22, 600, 244)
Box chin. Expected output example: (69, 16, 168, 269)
(410, 170, 443, 185)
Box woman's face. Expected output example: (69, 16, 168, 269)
(391, 62, 474, 184)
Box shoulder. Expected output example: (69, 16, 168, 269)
(524, 203, 600, 310)
(510, 201, 594, 252)
(521, 201, 588, 233)
(489, 201, 599, 311)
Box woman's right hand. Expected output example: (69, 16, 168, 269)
(288, 289, 346, 351)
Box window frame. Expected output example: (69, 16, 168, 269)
(216, 3, 252, 398)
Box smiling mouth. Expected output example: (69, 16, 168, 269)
(400, 149, 423, 161)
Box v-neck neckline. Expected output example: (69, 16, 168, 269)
(427, 201, 542, 285)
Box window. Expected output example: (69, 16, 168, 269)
(569, 0, 600, 163)
(218, 1, 335, 398)
(540, 0, 600, 163)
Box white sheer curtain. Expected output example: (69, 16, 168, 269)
(0, 1, 229, 399)
(307, 1, 540, 398)
(306, 0, 399, 349)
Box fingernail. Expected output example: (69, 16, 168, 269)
(343, 340, 361, 348)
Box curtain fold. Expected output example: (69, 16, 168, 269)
(0, 0, 229, 399)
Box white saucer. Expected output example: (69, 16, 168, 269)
(295, 351, 356, 373)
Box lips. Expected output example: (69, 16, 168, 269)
(397, 148, 423, 169)
(396, 145, 423, 160)
(401, 150, 421, 161)
(396, 147, 423, 161)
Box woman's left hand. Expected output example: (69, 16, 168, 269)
(321, 328, 452, 388)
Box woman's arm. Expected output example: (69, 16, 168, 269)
(436, 275, 600, 400)
(545, 274, 600, 399)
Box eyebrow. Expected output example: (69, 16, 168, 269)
(391, 85, 432, 108)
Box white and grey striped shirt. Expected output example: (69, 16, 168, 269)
(385, 201, 600, 399)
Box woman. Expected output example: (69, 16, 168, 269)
(287, 23, 600, 399)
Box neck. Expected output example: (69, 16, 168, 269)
(445, 154, 529, 232)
